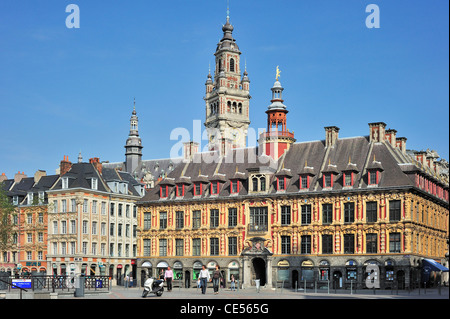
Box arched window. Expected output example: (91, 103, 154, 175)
(232, 102, 237, 113)
(227, 101, 231, 113)
(238, 103, 242, 114)
(230, 58, 235, 72)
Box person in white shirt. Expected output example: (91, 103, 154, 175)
(199, 265, 210, 294)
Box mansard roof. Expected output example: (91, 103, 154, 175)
(139, 135, 449, 205)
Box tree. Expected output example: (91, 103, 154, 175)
(0, 182, 16, 253)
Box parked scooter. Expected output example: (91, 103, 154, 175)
(142, 277, 164, 297)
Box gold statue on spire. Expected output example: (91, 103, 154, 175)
(276, 66, 281, 81)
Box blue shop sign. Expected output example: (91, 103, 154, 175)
(12, 279, 32, 289)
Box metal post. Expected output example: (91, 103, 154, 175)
(304, 279, 306, 294)
(315, 280, 317, 293)
(295, 280, 297, 292)
(424, 282, 426, 295)
(327, 279, 330, 294)
(350, 280, 353, 295)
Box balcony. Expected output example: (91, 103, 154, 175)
(260, 131, 295, 139)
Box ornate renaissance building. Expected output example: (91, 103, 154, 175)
(135, 12, 449, 290)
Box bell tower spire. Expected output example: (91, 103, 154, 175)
(125, 98, 143, 174)
(204, 7, 251, 153)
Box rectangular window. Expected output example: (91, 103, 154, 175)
(344, 202, 355, 223)
(210, 209, 219, 228)
(344, 173, 352, 186)
(160, 186, 167, 198)
(61, 221, 67, 234)
(61, 200, 67, 213)
(92, 200, 97, 214)
(324, 174, 332, 188)
(231, 181, 239, 194)
(176, 211, 184, 229)
(281, 236, 291, 254)
(369, 171, 378, 185)
(110, 203, 115, 216)
(192, 210, 201, 229)
(300, 175, 309, 189)
(389, 232, 401, 253)
(83, 199, 88, 213)
(366, 233, 378, 253)
(249, 207, 268, 231)
(228, 208, 237, 227)
(389, 200, 401, 221)
(71, 220, 76, 234)
(71, 199, 76, 212)
(344, 234, 355, 254)
(143, 212, 151, 230)
(301, 235, 311, 254)
(193, 238, 201, 256)
(176, 239, 184, 256)
(118, 204, 123, 217)
(301, 205, 311, 225)
(82, 220, 88, 234)
(160, 212, 167, 229)
(177, 184, 184, 197)
(322, 234, 333, 254)
(366, 201, 378, 223)
(278, 177, 285, 190)
(281, 206, 291, 225)
(159, 239, 167, 256)
(228, 237, 237, 256)
(211, 182, 219, 195)
(210, 238, 219, 255)
(322, 203, 333, 224)
(110, 223, 114, 236)
(194, 183, 202, 196)
(143, 239, 151, 256)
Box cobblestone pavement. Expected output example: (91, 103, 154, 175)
(57, 285, 449, 300)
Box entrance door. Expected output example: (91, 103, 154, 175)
(185, 271, 190, 288)
(252, 258, 266, 286)
(292, 270, 299, 289)
(397, 270, 405, 290)
(333, 271, 342, 289)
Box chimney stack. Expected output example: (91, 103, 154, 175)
(183, 141, 199, 162)
(368, 122, 386, 143)
(0, 173, 7, 183)
(34, 170, 47, 184)
(60, 155, 72, 176)
(385, 129, 397, 148)
(89, 157, 103, 175)
(414, 151, 427, 168)
(14, 171, 27, 183)
(396, 137, 407, 153)
(324, 126, 340, 147)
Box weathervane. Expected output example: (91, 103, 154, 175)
(276, 66, 281, 81)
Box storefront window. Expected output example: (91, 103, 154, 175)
(228, 261, 240, 281)
(173, 261, 183, 280)
(192, 261, 203, 281)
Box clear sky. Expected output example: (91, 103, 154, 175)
(0, 0, 448, 179)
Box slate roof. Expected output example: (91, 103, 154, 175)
(139, 136, 449, 205)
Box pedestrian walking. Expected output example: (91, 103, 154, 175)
(230, 274, 236, 291)
(212, 265, 222, 295)
(164, 266, 173, 292)
(199, 265, 210, 294)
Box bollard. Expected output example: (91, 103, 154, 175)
(295, 280, 297, 292)
(327, 279, 330, 294)
(424, 282, 426, 295)
(315, 281, 317, 293)
(304, 280, 306, 294)
(350, 280, 353, 295)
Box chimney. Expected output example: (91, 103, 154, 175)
(34, 170, 47, 184)
(60, 155, 72, 176)
(14, 171, 27, 183)
(89, 157, 103, 175)
(385, 129, 397, 147)
(0, 173, 7, 183)
(368, 122, 386, 143)
(183, 141, 199, 162)
(324, 126, 340, 147)
(396, 137, 407, 153)
(414, 151, 427, 168)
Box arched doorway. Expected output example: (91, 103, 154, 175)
(333, 271, 343, 289)
(252, 258, 266, 286)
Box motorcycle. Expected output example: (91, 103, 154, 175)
(142, 277, 164, 297)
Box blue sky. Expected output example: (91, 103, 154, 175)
(0, 0, 448, 179)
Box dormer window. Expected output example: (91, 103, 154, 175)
(27, 192, 34, 205)
(176, 184, 184, 197)
(277, 177, 286, 191)
(300, 175, 309, 189)
(62, 177, 69, 189)
(344, 173, 353, 186)
(211, 181, 220, 195)
(250, 174, 267, 192)
(230, 180, 239, 194)
(38, 191, 45, 203)
(368, 170, 379, 185)
(298, 164, 315, 191)
(12, 196, 19, 205)
(194, 183, 202, 196)
(323, 173, 333, 188)
(343, 162, 359, 188)
(91, 178, 98, 190)
(160, 185, 168, 198)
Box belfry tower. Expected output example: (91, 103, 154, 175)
(125, 99, 143, 174)
(204, 8, 251, 153)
